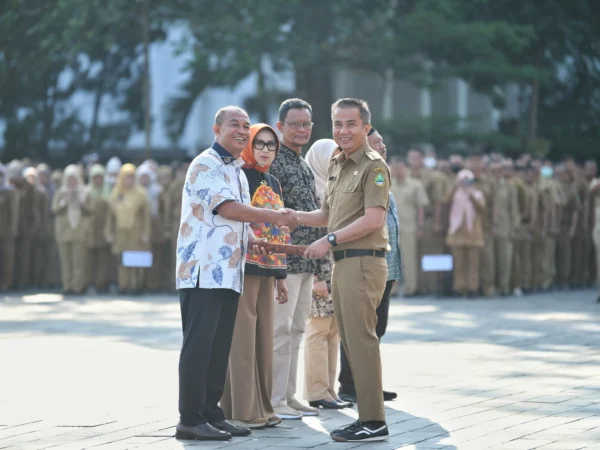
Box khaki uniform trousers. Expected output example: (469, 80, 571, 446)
(32, 239, 51, 287)
(0, 238, 16, 290)
(58, 242, 88, 293)
(222, 275, 275, 421)
(556, 228, 573, 286)
(88, 245, 112, 291)
(532, 236, 546, 291)
(332, 256, 386, 422)
(450, 246, 481, 294)
(594, 227, 600, 296)
(271, 272, 313, 408)
(514, 238, 534, 291)
(494, 238, 513, 295)
(14, 237, 34, 289)
(480, 232, 495, 296)
(570, 233, 586, 287)
(118, 265, 146, 293)
(399, 230, 418, 295)
(45, 240, 62, 288)
(145, 242, 167, 292)
(511, 240, 521, 291)
(542, 236, 557, 289)
(304, 316, 340, 402)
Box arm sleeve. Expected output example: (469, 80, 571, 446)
(363, 165, 391, 210)
(416, 181, 430, 207)
(187, 159, 238, 216)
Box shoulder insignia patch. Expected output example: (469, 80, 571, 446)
(366, 151, 381, 161)
(374, 173, 386, 187)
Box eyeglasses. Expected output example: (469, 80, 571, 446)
(284, 121, 314, 130)
(254, 139, 278, 152)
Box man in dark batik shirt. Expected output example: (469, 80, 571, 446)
(268, 98, 329, 419)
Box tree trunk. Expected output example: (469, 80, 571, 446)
(89, 76, 105, 151)
(256, 57, 269, 124)
(40, 75, 56, 162)
(296, 63, 333, 148)
(527, 52, 541, 151)
(142, 0, 152, 159)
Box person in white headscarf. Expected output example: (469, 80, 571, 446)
(0, 164, 19, 291)
(301, 139, 351, 409)
(104, 156, 122, 196)
(136, 163, 167, 292)
(7, 160, 39, 289)
(52, 165, 91, 295)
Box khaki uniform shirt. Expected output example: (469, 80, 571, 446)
(473, 176, 495, 233)
(323, 145, 390, 252)
(589, 179, 600, 228)
(560, 181, 581, 229)
(493, 178, 519, 239)
(390, 177, 429, 233)
(410, 169, 446, 225)
(0, 188, 19, 238)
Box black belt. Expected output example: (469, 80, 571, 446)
(333, 249, 386, 262)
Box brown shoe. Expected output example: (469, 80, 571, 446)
(175, 422, 231, 441)
(265, 415, 282, 427)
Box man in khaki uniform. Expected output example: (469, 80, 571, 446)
(7, 160, 39, 290)
(555, 165, 581, 289)
(494, 160, 520, 296)
(389, 157, 429, 296)
(541, 162, 564, 289)
(467, 153, 496, 296)
(590, 177, 600, 302)
(565, 158, 589, 288)
(408, 149, 446, 296)
(30, 169, 50, 288)
(513, 166, 538, 293)
(167, 161, 190, 290)
(585, 160, 598, 286)
(297, 98, 390, 442)
(0, 164, 19, 291)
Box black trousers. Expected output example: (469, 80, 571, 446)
(338, 280, 394, 394)
(178, 288, 239, 426)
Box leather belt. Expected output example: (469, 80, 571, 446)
(333, 249, 386, 262)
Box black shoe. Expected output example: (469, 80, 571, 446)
(383, 390, 397, 401)
(209, 420, 251, 437)
(309, 399, 346, 410)
(330, 420, 360, 436)
(175, 422, 231, 441)
(338, 392, 357, 403)
(331, 421, 389, 442)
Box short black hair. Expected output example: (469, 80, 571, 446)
(368, 126, 377, 136)
(278, 98, 312, 123)
(331, 98, 371, 125)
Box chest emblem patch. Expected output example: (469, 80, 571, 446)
(374, 173, 385, 187)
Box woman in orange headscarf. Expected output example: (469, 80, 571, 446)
(221, 124, 288, 429)
(104, 163, 151, 294)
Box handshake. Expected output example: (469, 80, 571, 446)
(273, 208, 299, 231)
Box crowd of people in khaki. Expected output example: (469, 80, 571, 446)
(0, 156, 192, 295)
(389, 151, 600, 301)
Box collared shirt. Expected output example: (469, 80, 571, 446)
(323, 144, 390, 251)
(390, 176, 429, 232)
(175, 143, 251, 293)
(386, 192, 402, 281)
(269, 144, 327, 275)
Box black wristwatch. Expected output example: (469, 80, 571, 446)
(327, 233, 338, 247)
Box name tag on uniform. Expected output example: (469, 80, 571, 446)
(328, 176, 336, 181)
(421, 254, 453, 272)
(122, 251, 153, 268)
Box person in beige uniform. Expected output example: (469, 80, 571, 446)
(513, 166, 538, 294)
(466, 153, 496, 296)
(294, 98, 390, 443)
(565, 158, 589, 288)
(389, 157, 429, 296)
(493, 160, 519, 296)
(590, 176, 600, 302)
(585, 160, 598, 287)
(0, 164, 19, 292)
(7, 160, 39, 290)
(53, 165, 91, 295)
(167, 161, 190, 291)
(408, 149, 446, 296)
(86, 164, 111, 293)
(539, 164, 563, 290)
(446, 169, 486, 297)
(157, 165, 173, 290)
(137, 164, 168, 292)
(555, 165, 581, 289)
(105, 164, 151, 294)
(33, 164, 57, 288)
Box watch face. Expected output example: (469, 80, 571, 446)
(328, 234, 335, 243)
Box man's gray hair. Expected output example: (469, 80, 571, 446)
(214, 106, 247, 126)
(331, 98, 371, 125)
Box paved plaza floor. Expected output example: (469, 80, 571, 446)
(1, 289, 599, 449)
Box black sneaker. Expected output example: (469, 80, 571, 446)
(329, 420, 359, 436)
(331, 421, 388, 442)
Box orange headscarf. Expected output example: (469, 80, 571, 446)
(241, 124, 280, 174)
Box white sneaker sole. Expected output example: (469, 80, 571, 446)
(298, 411, 319, 416)
(333, 435, 389, 442)
(277, 414, 303, 420)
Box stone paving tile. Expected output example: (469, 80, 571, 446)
(2, 289, 600, 449)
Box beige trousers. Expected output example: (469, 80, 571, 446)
(480, 232, 495, 296)
(303, 316, 340, 402)
(222, 275, 275, 421)
(88, 246, 112, 291)
(399, 230, 418, 295)
(271, 272, 313, 408)
(332, 256, 387, 422)
(0, 238, 16, 290)
(58, 242, 88, 293)
(451, 246, 481, 294)
(494, 238, 513, 295)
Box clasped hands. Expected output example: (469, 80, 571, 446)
(272, 208, 331, 259)
(274, 208, 300, 231)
